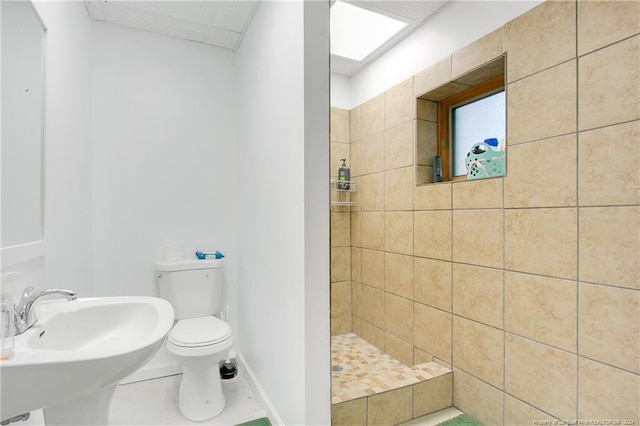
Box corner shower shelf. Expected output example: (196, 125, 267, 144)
(330, 179, 356, 192)
(330, 179, 356, 208)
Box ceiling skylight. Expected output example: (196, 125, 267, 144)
(330, 1, 408, 61)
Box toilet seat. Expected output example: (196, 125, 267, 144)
(169, 316, 231, 347)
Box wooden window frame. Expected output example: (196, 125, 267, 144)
(437, 74, 505, 181)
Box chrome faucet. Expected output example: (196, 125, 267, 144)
(13, 286, 77, 335)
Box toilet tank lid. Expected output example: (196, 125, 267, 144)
(156, 258, 224, 272)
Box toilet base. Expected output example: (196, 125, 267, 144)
(179, 365, 226, 421)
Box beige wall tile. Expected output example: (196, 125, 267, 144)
(578, 1, 640, 56)
(414, 211, 452, 261)
(453, 209, 504, 269)
(351, 248, 361, 283)
(414, 257, 452, 312)
(452, 28, 504, 79)
(384, 293, 413, 344)
(331, 107, 350, 143)
(385, 252, 413, 299)
(385, 333, 414, 366)
(385, 167, 414, 211)
(384, 77, 414, 130)
(331, 281, 352, 317)
(579, 35, 640, 131)
(453, 368, 504, 426)
(350, 105, 362, 142)
(415, 119, 437, 166)
(360, 133, 385, 175)
(579, 121, 640, 206)
(367, 386, 413, 426)
(385, 122, 414, 170)
(414, 183, 452, 210)
(578, 357, 640, 423)
(579, 206, 639, 289)
(413, 374, 453, 417)
(505, 135, 577, 208)
(452, 178, 503, 209)
(414, 347, 434, 365)
(579, 283, 640, 373)
(352, 316, 362, 336)
(361, 212, 385, 251)
(361, 249, 384, 290)
(417, 99, 437, 121)
(351, 140, 363, 177)
(414, 302, 452, 363)
(361, 284, 385, 329)
(453, 316, 504, 388)
(385, 211, 413, 255)
(416, 167, 433, 186)
(505, 395, 558, 426)
(360, 172, 385, 212)
(505, 334, 577, 420)
(414, 56, 452, 97)
(351, 212, 361, 247)
(349, 176, 361, 212)
(331, 212, 351, 247)
(415, 165, 433, 191)
(507, 60, 577, 145)
(453, 264, 503, 328)
(332, 398, 367, 426)
(361, 94, 384, 139)
(505, 272, 577, 352)
(331, 142, 350, 179)
(505, 208, 578, 279)
(504, 0, 576, 82)
(331, 316, 352, 336)
(352, 280, 361, 317)
(331, 247, 351, 282)
(361, 321, 385, 350)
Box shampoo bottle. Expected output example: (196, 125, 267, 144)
(338, 159, 350, 190)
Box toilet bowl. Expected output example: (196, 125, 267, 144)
(166, 316, 233, 421)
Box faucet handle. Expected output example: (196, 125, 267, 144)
(16, 286, 36, 310)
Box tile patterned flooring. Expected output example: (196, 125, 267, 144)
(331, 333, 451, 404)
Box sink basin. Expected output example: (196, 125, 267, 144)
(0, 296, 174, 424)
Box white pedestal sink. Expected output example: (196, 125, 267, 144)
(0, 296, 174, 425)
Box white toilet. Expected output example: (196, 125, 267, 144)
(155, 258, 233, 421)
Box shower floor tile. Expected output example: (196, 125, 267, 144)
(331, 333, 451, 404)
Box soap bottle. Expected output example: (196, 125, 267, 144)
(0, 285, 15, 360)
(338, 159, 350, 190)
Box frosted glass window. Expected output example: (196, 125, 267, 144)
(452, 91, 505, 177)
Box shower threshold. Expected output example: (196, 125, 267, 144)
(331, 333, 453, 425)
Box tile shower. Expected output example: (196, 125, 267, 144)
(329, 1, 639, 424)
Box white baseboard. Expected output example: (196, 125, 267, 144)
(237, 353, 284, 426)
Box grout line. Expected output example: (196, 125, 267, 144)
(575, 1, 581, 419)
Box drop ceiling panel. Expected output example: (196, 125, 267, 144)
(84, 0, 451, 76)
(85, 0, 257, 51)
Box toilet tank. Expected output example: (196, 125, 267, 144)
(155, 259, 224, 320)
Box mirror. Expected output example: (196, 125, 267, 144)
(1, 0, 46, 262)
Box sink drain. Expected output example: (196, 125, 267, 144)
(331, 364, 344, 372)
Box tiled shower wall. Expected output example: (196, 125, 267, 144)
(330, 1, 639, 424)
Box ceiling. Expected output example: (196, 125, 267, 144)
(84, 0, 451, 77)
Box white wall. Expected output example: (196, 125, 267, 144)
(90, 22, 238, 318)
(90, 24, 239, 374)
(235, 1, 330, 424)
(332, 0, 543, 109)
